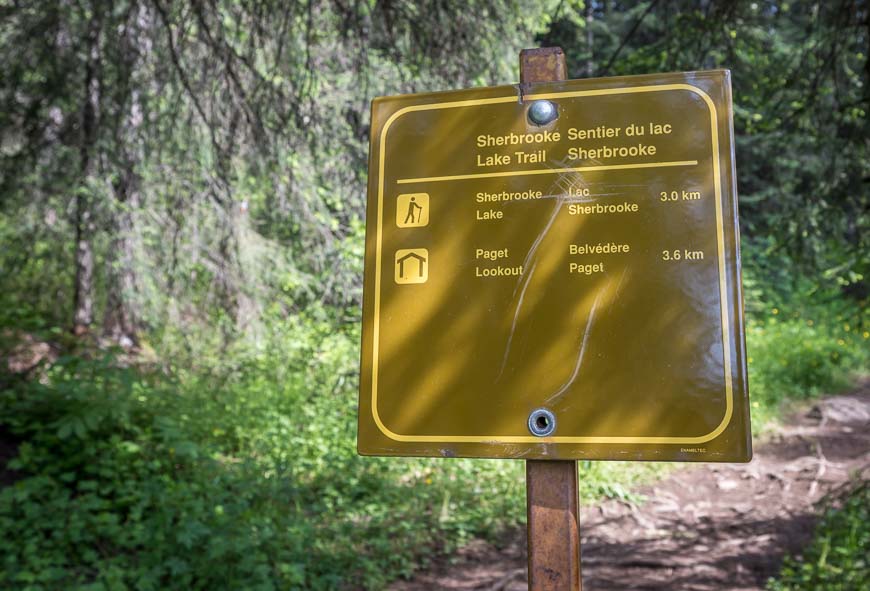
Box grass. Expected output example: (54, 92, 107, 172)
(745, 305, 869, 429)
(767, 482, 869, 591)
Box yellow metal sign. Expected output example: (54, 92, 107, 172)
(358, 71, 751, 461)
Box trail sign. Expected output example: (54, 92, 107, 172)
(358, 70, 751, 462)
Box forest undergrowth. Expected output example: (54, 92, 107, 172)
(0, 268, 866, 590)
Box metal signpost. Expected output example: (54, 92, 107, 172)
(358, 47, 751, 590)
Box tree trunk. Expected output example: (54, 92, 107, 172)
(72, 196, 95, 335)
(103, 174, 140, 347)
(72, 7, 102, 336)
(103, 6, 148, 347)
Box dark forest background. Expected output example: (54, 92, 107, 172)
(0, 2, 867, 590)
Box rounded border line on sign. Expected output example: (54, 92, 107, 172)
(370, 83, 733, 445)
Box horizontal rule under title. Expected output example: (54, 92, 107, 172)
(476, 126, 627, 148)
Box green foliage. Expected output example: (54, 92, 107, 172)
(0, 315, 528, 590)
(543, 0, 870, 302)
(767, 483, 870, 591)
(0, 215, 74, 333)
(742, 245, 870, 427)
(746, 313, 869, 427)
(1, 282, 865, 589)
(0, 1, 562, 333)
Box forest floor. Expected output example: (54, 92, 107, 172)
(390, 381, 870, 591)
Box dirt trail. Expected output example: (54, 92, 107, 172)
(390, 383, 870, 591)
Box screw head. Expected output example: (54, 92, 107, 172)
(528, 100, 558, 126)
(528, 408, 556, 437)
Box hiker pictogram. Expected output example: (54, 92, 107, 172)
(396, 193, 429, 228)
(404, 198, 422, 224)
(394, 248, 429, 284)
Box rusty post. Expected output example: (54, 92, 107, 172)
(520, 47, 582, 591)
(519, 47, 568, 85)
(526, 461, 582, 590)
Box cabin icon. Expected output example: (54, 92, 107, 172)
(394, 248, 429, 284)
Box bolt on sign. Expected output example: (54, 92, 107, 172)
(358, 71, 752, 462)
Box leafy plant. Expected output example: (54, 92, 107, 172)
(767, 483, 870, 591)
